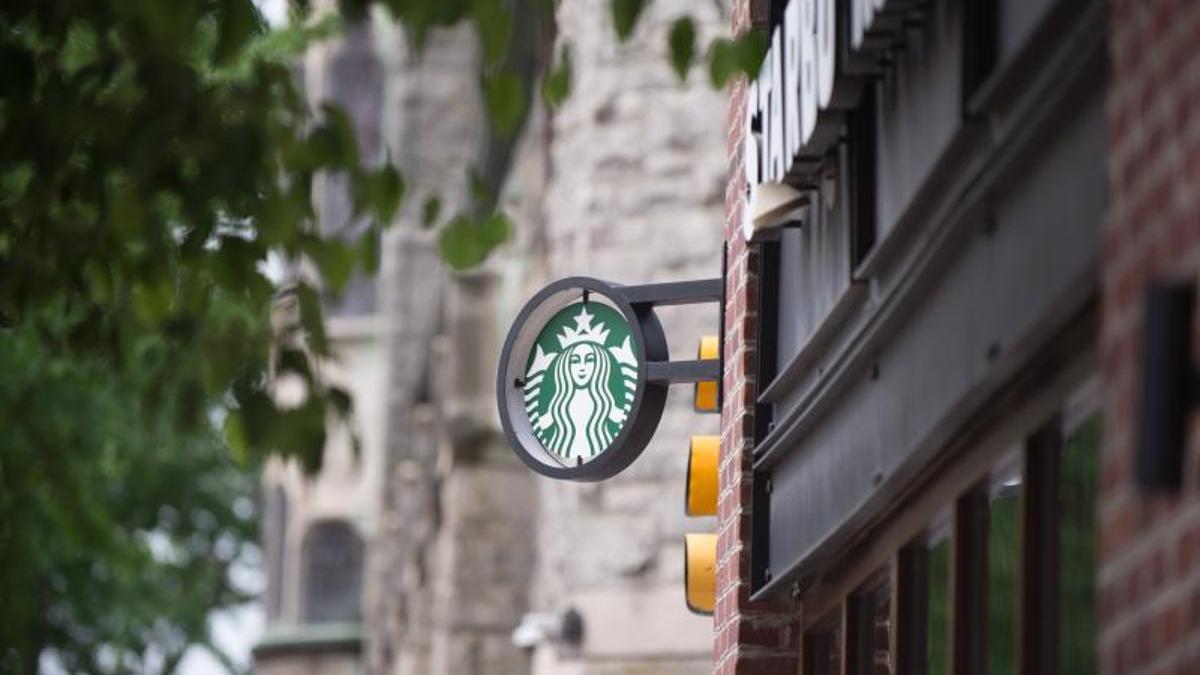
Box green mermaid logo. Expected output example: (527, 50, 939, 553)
(523, 303, 638, 463)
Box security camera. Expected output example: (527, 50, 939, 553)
(511, 608, 584, 650)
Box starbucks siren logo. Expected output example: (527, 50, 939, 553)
(523, 303, 638, 462)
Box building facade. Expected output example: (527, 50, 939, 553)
(716, 1, 1200, 674)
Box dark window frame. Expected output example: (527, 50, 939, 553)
(962, 0, 999, 113)
(800, 405, 1100, 675)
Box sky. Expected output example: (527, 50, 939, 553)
(176, 602, 265, 675)
(257, 0, 289, 27)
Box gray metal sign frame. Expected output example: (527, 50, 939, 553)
(496, 276, 721, 482)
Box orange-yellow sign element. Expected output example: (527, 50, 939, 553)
(684, 533, 717, 615)
(694, 336, 719, 412)
(686, 436, 719, 517)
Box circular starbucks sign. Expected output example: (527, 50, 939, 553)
(523, 303, 638, 462)
(497, 278, 668, 481)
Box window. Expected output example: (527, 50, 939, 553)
(301, 519, 364, 623)
(925, 533, 951, 675)
(848, 577, 893, 675)
(986, 462, 1021, 675)
(898, 525, 951, 675)
(1059, 415, 1100, 673)
(800, 399, 1100, 675)
(804, 614, 843, 675)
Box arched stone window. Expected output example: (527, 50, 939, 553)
(301, 519, 364, 623)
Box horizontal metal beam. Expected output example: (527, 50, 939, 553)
(646, 359, 720, 384)
(620, 279, 723, 307)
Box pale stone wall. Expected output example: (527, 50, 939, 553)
(368, 19, 537, 675)
(513, 1, 730, 673)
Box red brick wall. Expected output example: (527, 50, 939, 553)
(1101, 2, 1200, 674)
(715, 1, 801, 673)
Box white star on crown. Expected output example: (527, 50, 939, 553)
(557, 305, 610, 348)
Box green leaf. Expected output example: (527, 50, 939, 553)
(61, 21, 99, 77)
(294, 284, 330, 355)
(214, 0, 264, 64)
(737, 32, 770, 80)
(421, 196, 442, 229)
(308, 238, 355, 293)
(473, 0, 513, 69)
(328, 385, 353, 416)
(611, 0, 649, 42)
(358, 163, 406, 224)
(337, 0, 373, 22)
(0, 163, 34, 204)
(285, 401, 327, 474)
(224, 411, 250, 466)
(275, 346, 312, 380)
(359, 224, 382, 274)
(132, 281, 174, 324)
(480, 212, 511, 248)
(708, 32, 770, 88)
(484, 71, 527, 137)
(307, 104, 361, 169)
(668, 17, 696, 81)
(707, 39, 737, 88)
(469, 168, 494, 208)
(541, 43, 573, 109)
(106, 177, 146, 239)
(438, 216, 488, 270)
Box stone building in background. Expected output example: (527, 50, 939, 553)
(254, 1, 729, 674)
(509, 1, 728, 673)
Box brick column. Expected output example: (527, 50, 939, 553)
(1101, 2, 1200, 674)
(714, 2, 801, 673)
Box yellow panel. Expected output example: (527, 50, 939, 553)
(685, 533, 717, 615)
(686, 435, 719, 517)
(694, 335, 719, 413)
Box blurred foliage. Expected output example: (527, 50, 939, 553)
(708, 31, 769, 87)
(0, 309, 258, 674)
(0, 0, 387, 671)
(668, 17, 697, 82)
(0, 0, 766, 671)
(541, 43, 572, 108)
(611, 0, 650, 42)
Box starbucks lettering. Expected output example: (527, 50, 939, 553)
(496, 277, 721, 481)
(745, 0, 917, 190)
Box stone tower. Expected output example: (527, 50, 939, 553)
(255, 1, 729, 673)
(509, 1, 729, 673)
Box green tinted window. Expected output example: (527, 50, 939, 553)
(927, 536, 950, 675)
(988, 470, 1021, 675)
(1060, 415, 1100, 672)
